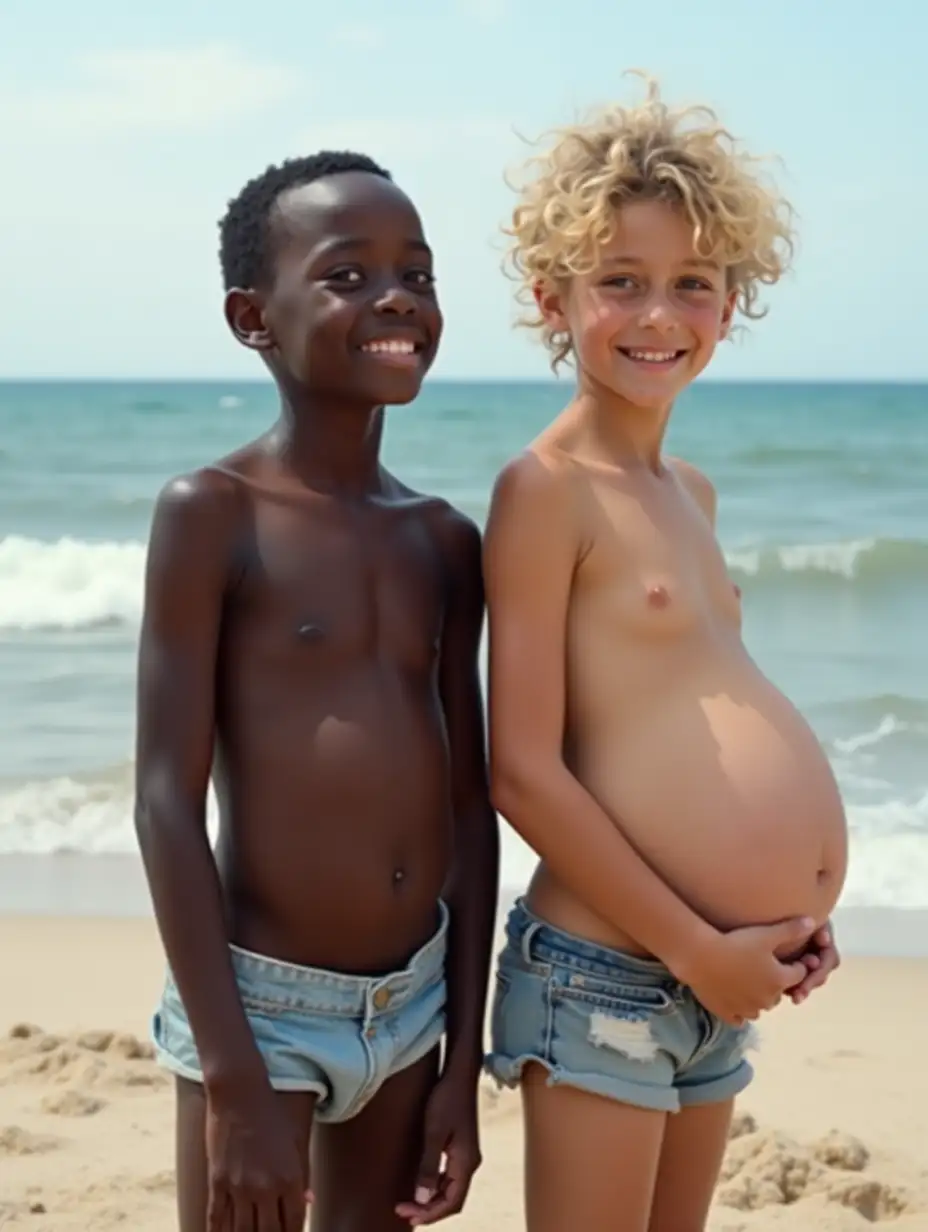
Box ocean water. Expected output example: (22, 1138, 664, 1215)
(1, 379, 926, 910)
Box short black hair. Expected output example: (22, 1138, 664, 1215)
(218, 151, 392, 291)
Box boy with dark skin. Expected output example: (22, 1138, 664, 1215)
(134, 152, 499, 1232)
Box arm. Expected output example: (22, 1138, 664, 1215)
(400, 508, 498, 1226)
(135, 471, 266, 1091)
(135, 472, 307, 1228)
(436, 509, 499, 1082)
(484, 452, 715, 972)
(484, 452, 813, 1006)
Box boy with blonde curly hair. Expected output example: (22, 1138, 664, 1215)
(483, 78, 845, 1230)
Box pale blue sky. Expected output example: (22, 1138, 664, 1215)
(2, 0, 924, 381)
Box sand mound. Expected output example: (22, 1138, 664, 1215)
(0, 1124, 61, 1155)
(0, 1023, 166, 1098)
(2, 1170, 177, 1232)
(717, 1119, 915, 1221)
(40, 1089, 106, 1117)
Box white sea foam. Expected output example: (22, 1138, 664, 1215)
(2, 533, 924, 634)
(1, 763, 926, 909)
(0, 536, 145, 631)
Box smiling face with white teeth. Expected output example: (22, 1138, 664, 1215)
(535, 199, 736, 413)
(227, 170, 442, 410)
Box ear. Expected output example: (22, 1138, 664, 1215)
(532, 278, 568, 333)
(223, 288, 275, 352)
(718, 289, 737, 340)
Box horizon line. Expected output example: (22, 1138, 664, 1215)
(1, 375, 925, 387)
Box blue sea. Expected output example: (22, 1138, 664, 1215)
(1, 379, 926, 910)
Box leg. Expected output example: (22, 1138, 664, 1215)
(522, 1063, 667, 1232)
(647, 1099, 734, 1232)
(310, 1047, 439, 1232)
(175, 1076, 316, 1232)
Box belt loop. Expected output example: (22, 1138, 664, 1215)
(520, 921, 541, 965)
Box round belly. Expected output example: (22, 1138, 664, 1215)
(558, 671, 849, 940)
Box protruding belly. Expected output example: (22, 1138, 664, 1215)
(532, 662, 848, 952)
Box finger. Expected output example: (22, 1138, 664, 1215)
(802, 953, 822, 971)
(396, 1161, 448, 1221)
(207, 1185, 230, 1232)
(774, 916, 817, 949)
(410, 1167, 475, 1226)
(412, 1125, 447, 1209)
(794, 943, 840, 1000)
(813, 923, 832, 947)
(231, 1194, 256, 1232)
(281, 1186, 309, 1232)
(254, 1195, 283, 1232)
(778, 958, 810, 990)
(414, 1144, 480, 1224)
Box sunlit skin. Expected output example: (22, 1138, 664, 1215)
(485, 198, 845, 1232)
(136, 170, 498, 1232)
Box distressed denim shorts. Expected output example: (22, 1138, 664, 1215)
(152, 903, 447, 1123)
(485, 899, 756, 1114)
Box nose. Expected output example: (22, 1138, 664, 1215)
(637, 290, 677, 333)
(373, 281, 417, 316)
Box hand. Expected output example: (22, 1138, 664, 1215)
(206, 1086, 309, 1232)
(788, 920, 841, 1004)
(676, 917, 816, 1026)
(395, 1072, 482, 1227)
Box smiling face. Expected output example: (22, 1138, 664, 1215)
(536, 198, 736, 410)
(225, 170, 443, 407)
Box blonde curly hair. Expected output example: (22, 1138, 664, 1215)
(504, 75, 796, 370)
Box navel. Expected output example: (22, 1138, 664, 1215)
(646, 584, 670, 610)
(297, 621, 324, 642)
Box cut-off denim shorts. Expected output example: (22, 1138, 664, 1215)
(485, 899, 757, 1114)
(152, 902, 448, 1123)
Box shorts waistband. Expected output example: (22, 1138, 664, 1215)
(168, 901, 448, 1020)
(506, 898, 677, 989)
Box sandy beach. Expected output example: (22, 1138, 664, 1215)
(2, 867, 928, 1231)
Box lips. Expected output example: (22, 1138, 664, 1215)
(617, 347, 688, 364)
(359, 335, 427, 357)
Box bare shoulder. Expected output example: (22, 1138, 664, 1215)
(425, 497, 483, 587)
(144, 456, 255, 604)
(489, 443, 579, 524)
(150, 463, 244, 546)
(667, 455, 717, 525)
(386, 472, 481, 573)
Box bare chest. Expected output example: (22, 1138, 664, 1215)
(227, 500, 446, 672)
(575, 484, 741, 639)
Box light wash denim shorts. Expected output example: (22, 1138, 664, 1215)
(485, 899, 756, 1114)
(152, 903, 447, 1123)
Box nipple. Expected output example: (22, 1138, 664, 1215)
(732, 583, 742, 600)
(646, 584, 670, 610)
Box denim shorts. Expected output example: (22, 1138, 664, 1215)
(485, 899, 756, 1114)
(152, 903, 447, 1123)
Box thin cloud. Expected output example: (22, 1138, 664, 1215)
(2, 45, 300, 139)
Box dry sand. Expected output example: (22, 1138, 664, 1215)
(2, 912, 927, 1230)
